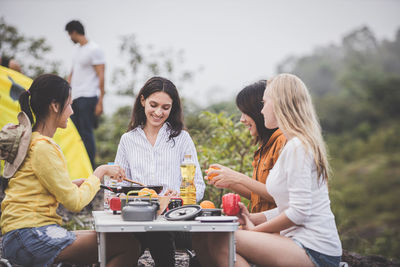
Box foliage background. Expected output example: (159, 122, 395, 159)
(1, 18, 399, 260)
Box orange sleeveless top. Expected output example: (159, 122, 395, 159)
(250, 129, 286, 213)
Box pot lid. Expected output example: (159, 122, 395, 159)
(164, 205, 202, 221)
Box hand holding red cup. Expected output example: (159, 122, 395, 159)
(222, 193, 240, 216)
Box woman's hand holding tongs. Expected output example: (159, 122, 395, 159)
(93, 164, 126, 183)
(164, 189, 179, 197)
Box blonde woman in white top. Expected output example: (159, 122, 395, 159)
(194, 74, 342, 267)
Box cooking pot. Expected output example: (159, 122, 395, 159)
(120, 196, 160, 209)
(164, 205, 202, 221)
(122, 198, 160, 221)
(164, 205, 222, 221)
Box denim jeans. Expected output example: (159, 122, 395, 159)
(2, 225, 76, 267)
(71, 96, 98, 168)
(292, 239, 341, 267)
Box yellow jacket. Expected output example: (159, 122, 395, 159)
(1, 132, 100, 234)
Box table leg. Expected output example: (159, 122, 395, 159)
(99, 232, 106, 267)
(97, 232, 101, 264)
(228, 231, 236, 267)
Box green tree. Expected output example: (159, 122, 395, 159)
(0, 17, 62, 77)
(95, 106, 132, 164)
(111, 34, 198, 97)
(188, 111, 255, 207)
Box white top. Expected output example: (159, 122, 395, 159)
(115, 123, 205, 202)
(70, 41, 105, 100)
(263, 137, 342, 256)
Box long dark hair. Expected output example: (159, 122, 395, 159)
(128, 77, 184, 141)
(19, 74, 71, 130)
(236, 80, 277, 145)
(1, 74, 70, 192)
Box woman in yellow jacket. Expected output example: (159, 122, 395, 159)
(0, 74, 140, 266)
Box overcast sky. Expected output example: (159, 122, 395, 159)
(1, 0, 400, 114)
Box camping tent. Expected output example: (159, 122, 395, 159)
(0, 66, 92, 179)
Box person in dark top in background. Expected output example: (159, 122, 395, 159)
(0, 56, 22, 72)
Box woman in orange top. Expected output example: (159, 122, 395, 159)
(207, 80, 286, 213)
(250, 128, 284, 212)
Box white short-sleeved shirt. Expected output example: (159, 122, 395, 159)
(115, 123, 205, 202)
(264, 137, 342, 256)
(70, 41, 105, 100)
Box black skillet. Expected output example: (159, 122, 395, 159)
(100, 184, 163, 195)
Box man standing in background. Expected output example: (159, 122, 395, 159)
(65, 20, 105, 168)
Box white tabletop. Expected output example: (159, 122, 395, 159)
(92, 210, 239, 233)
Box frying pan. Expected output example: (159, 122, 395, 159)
(100, 184, 163, 195)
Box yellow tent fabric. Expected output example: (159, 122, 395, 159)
(0, 66, 93, 179)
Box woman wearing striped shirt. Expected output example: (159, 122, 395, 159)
(114, 76, 205, 267)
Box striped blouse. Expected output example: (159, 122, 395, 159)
(115, 123, 205, 202)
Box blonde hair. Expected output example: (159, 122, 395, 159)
(266, 73, 330, 181)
